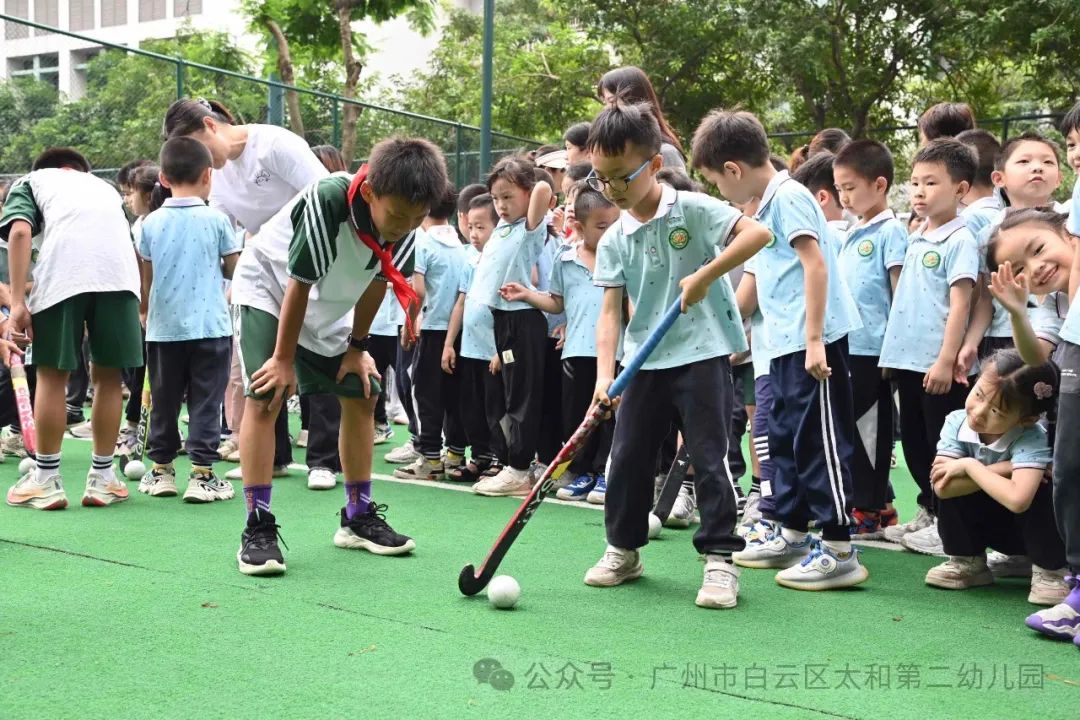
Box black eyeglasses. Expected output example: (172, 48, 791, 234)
(586, 158, 653, 193)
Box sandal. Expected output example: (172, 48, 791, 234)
(446, 460, 489, 483)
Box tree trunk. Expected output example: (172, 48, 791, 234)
(337, 3, 364, 166)
(264, 19, 305, 137)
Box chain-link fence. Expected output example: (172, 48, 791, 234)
(0, 13, 539, 188)
(768, 113, 1072, 207)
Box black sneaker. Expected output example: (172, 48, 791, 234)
(237, 509, 287, 576)
(333, 504, 416, 556)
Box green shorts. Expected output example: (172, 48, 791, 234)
(732, 362, 756, 407)
(236, 305, 381, 400)
(29, 291, 142, 371)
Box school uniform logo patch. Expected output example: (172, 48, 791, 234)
(668, 227, 690, 250)
(765, 232, 776, 248)
(858, 240, 874, 257)
(499, 225, 512, 238)
(922, 251, 942, 269)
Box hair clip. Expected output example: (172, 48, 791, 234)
(195, 97, 212, 111)
(1034, 381, 1054, 400)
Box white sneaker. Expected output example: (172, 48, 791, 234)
(1029, 566, 1070, 606)
(775, 541, 869, 591)
(665, 486, 696, 528)
(900, 520, 944, 556)
(734, 530, 813, 569)
(584, 545, 643, 587)
(987, 550, 1032, 578)
(295, 430, 309, 448)
(696, 555, 740, 608)
(307, 467, 338, 490)
(391, 412, 410, 426)
(217, 437, 240, 461)
(67, 421, 94, 440)
(925, 555, 994, 590)
(6, 472, 68, 510)
(384, 440, 419, 464)
(0, 426, 27, 459)
(139, 466, 178, 497)
(883, 505, 934, 543)
(82, 468, 130, 507)
(183, 472, 235, 503)
(737, 492, 762, 534)
(472, 466, 533, 497)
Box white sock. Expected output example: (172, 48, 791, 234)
(36, 452, 61, 482)
(781, 527, 808, 544)
(823, 539, 852, 555)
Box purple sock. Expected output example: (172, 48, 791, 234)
(345, 480, 372, 519)
(244, 484, 272, 515)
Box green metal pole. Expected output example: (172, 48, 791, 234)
(455, 123, 464, 189)
(268, 72, 284, 127)
(332, 101, 341, 147)
(479, 0, 494, 177)
(175, 58, 185, 99)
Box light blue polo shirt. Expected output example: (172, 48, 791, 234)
(973, 210, 1017, 339)
(548, 245, 621, 360)
(961, 195, 1003, 238)
(936, 408, 1051, 470)
(414, 224, 467, 331)
(470, 217, 547, 311)
(825, 220, 847, 258)
(1068, 180, 1080, 236)
(593, 184, 747, 370)
(750, 171, 862, 359)
(838, 210, 908, 357)
(742, 259, 773, 380)
(879, 217, 980, 373)
(460, 256, 498, 361)
(369, 284, 401, 337)
(536, 233, 568, 336)
(138, 197, 240, 342)
(1032, 291, 1069, 348)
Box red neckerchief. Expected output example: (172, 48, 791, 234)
(347, 165, 419, 343)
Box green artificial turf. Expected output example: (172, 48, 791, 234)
(1, 419, 1077, 720)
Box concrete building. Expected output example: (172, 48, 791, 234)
(1, 0, 481, 100)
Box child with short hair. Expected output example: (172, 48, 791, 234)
(586, 100, 773, 609)
(441, 193, 505, 483)
(137, 137, 240, 501)
(115, 163, 159, 461)
(955, 129, 1003, 237)
(918, 102, 976, 144)
(984, 208, 1080, 642)
(791, 151, 845, 255)
(1063, 101, 1080, 235)
(832, 139, 909, 537)
(879, 139, 980, 553)
(692, 109, 865, 591)
(394, 187, 469, 481)
(500, 183, 622, 502)
(929, 350, 1066, 606)
(564, 122, 591, 166)
(960, 133, 1063, 367)
(456, 183, 488, 250)
(469, 156, 553, 496)
(229, 136, 448, 575)
(3, 148, 142, 509)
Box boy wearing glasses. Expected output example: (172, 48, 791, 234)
(586, 100, 772, 609)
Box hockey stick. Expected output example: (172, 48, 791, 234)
(458, 299, 683, 596)
(9, 352, 36, 457)
(123, 368, 151, 468)
(652, 444, 690, 524)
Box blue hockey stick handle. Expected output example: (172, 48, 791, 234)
(606, 299, 682, 400)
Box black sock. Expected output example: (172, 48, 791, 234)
(750, 476, 761, 494)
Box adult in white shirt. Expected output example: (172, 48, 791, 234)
(163, 97, 334, 487)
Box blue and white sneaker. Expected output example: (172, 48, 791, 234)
(775, 539, 869, 590)
(586, 474, 607, 505)
(732, 528, 811, 569)
(556, 474, 596, 501)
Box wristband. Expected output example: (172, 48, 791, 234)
(346, 333, 369, 352)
